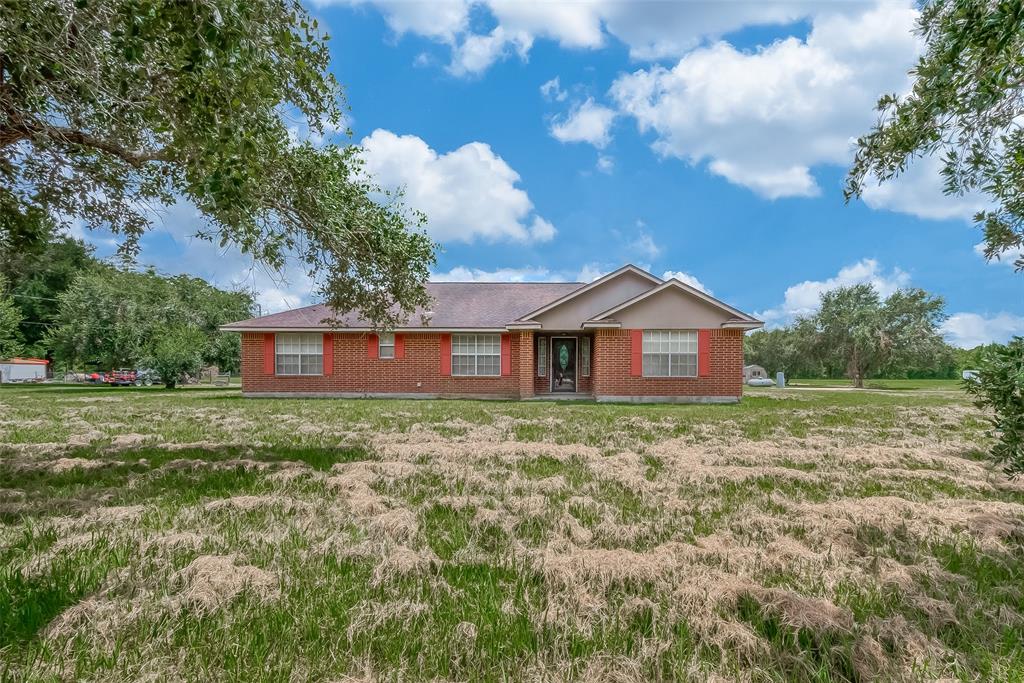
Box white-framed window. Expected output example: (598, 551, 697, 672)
(537, 337, 548, 377)
(276, 333, 323, 375)
(581, 336, 591, 377)
(642, 330, 697, 377)
(379, 332, 395, 359)
(452, 333, 501, 376)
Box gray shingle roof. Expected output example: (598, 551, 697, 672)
(222, 282, 585, 330)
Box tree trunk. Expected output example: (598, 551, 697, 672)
(164, 380, 176, 389)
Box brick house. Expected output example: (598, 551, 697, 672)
(222, 264, 763, 402)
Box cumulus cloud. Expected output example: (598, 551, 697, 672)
(328, 0, 472, 42)
(448, 26, 532, 77)
(610, 3, 921, 199)
(360, 129, 555, 244)
(941, 312, 1024, 348)
(540, 76, 568, 102)
(973, 241, 1024, 268)
(549, 98, 616, 148)
(758, 258, 911, 324)
(326, 1, 833, 75)
(662, 270, 710, 294)
(596, 155, 614, 174)
(431, 266, 563, 282)
(576, 263, 609, 282)
(859, 155, 990, 221)
(628, 231, 661, 259)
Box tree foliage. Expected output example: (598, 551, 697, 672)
(45, 267, 253, 371)
(846, 0, 1024, 269)
(148, 325, 206, 388)
(0, 233, 97, 354)
(965, 337, 1024, 475)
(1, 0, 435, 327)
(745, 284, 950, 386)
(0, 274, 24, 358)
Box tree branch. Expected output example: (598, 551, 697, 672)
(0, 119, 167, 166)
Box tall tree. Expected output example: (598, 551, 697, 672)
(964, 338, 1024, 476)
(0, 274, 24, 358)
(45, 267, 253, 370)
(800, 284, 948, 387)
(1, 0, 434, 327)
(846, 0, 1024, 269)
(0, 234, 97, 353)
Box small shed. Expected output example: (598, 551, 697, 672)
(0, 358, 49, 383)
(743, 364, 767, 381)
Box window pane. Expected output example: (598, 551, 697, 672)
(581, 337, 591, 377)
(301, 355, 322, 375)
(537, 337, 548, 377)
(643, 353, 669, 377)
(452, 355, 475, 376)
(477, 355, 500, 376)
(379, 332, 395, 359)
(276, 354, 300, 375)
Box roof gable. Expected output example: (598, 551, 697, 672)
(591, 279, 763, 329)
(518, 265, 661, 323)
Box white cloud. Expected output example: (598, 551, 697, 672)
(328, 0, 471, 42)
(662, 270, 710, 294)
(447, 26, 532, 77)
(549, 98, 616, 149)
(860, 155, 989, 221)
(941, 312, 1024, 348)
(596, 155, 614, 174)
(576, 263, 608, 282)
(974, 241, 1024, 268)
(598, 1, 826, 61)
(629, 231, 661, 259)
(758, 258, 911, 324)
(540, 77, 568, 102)
(360, 129, 555, 244)
(328, 1, 832, 74)
(431, 266, 562, 282)
(610, 3, 921, 199)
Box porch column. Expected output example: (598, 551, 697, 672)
(517, 330, 535, 399)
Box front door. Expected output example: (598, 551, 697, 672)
(551, 337, 577, 392)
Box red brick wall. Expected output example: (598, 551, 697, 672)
(241, 332, 521, 397)
(591, 328, 743, 399)
(517, 331, 535, 398)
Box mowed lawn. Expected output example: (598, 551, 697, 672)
(1, 382, 1022, 681)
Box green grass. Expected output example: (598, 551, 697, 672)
(0, 382, 1020, 681)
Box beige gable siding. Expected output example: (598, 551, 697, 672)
(612, 287, 735, 328)
(535, 271, 656, 330)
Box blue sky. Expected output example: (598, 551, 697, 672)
(85, 0, 1022, 347)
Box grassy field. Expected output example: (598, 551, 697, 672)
(1, 382, 1021, 681)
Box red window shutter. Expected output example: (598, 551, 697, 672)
(367, 333, 378, 359)
(322, 333, 334, 376)
(629, 329, 643, 377)
(394, 333, 405, 359)
(698, 329, 712, 377)
(500, 334, 512, 376)
(263, 334, 276, 375)
(440, 334, 451, 375)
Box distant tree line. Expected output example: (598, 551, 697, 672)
(0, 230, 253, 385)
(744, 283, 972, 386)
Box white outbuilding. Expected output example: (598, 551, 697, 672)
(0, 358, 48, 383)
